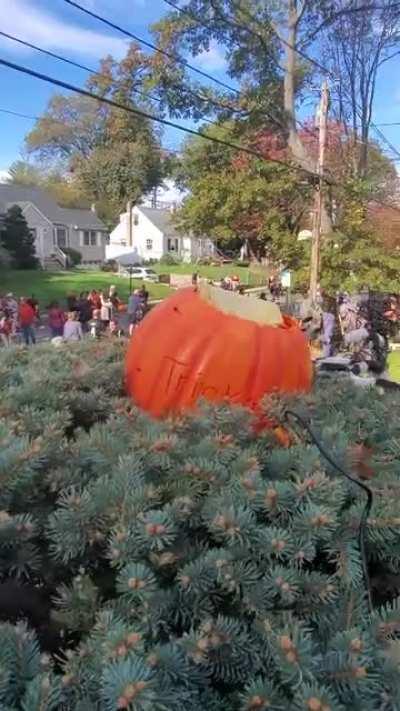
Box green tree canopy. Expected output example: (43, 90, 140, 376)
(174, 119, 398, 282)
(174, 122, 310, 266)
(25, 45, 165, 224)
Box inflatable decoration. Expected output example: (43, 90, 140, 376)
(125, 284, 312, 418)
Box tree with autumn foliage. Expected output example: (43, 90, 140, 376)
(26, 45, 164, 225)
(174, 119, 398, 280)
(174, 122, 311, 266)
(153, 0, 400, 286)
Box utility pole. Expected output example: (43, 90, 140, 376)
(310, 80, 330, 302)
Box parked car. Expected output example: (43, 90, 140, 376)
(119, 266, 159, 282)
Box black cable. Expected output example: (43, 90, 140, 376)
(284, 410, 373, 613)
(224, 0, 400, 161)
(2, 52, 400, 216)
(0, 56, 318, 178)
(0, 107, 37, 120)
(160, 0, 400, 178)
(0, 30, 226, 126)
(371, 123, 400, 161)
(0, 104, 182, 157)
(63, 0, 241, 96)
(161, 0, 334, 138)
(5, 52, 400, 221)
(0, 30, 163, 107)
(61, 0, 278, 122)
(161, 0, 288, 131)
(64, 0, 400, 179)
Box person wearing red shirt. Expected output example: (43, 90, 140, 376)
(88, 290, 101, 312)
(18, 298, 36, 345)
(47, 301, 66, 338)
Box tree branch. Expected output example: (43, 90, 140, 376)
(300, 1, 400, 48)
(378, 48, 400, 65)
(295, 0, 312, 27)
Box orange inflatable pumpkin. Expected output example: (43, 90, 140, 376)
(125, 285, 312, 418)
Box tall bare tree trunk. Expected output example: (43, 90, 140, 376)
(283, 0, 332, 235)
(284, 1, 314, 171)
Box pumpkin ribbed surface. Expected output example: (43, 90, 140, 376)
(125, 287, 312, 417)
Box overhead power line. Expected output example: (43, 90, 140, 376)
(0, 104, 183, 159)
(195, 0, 400, 160)
(1, 57, 400, 216)
(160, 0, 289, 130)
(63, 0, 240, 95)
(0, 56, 314, 177)
(371, 123, 400, 159)
(64, 0, 313, 134)
(0, 29, 284, 131)
(0, 107, 37, 120)
(264, 13, 400, 161)
(160, 0, 400, 152)
(0, 30, 162, 107)
(62, 0, 285, 126)
(0, 30, 233, 125)
(62, 0, 341, 137)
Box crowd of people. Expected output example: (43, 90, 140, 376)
(0, 285, 150, 347)
(2, 278, 399, 380)
(217, 273, 283, 300)
(300, 290, 399, 375)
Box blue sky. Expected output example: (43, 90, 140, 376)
(0, 0, 228, 173)
(0, 0, 400, 176)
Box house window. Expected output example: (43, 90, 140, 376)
(55, 227, 67, 248)
(29, 228, 37, 241)
(146, 239, 153, 251)
(133, 214, 139, 226)
(83, 230, 97, 246)
(167, 238, 179, 252)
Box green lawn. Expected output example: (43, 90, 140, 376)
(0, 269, 171, 307)
(388, 351, 400, 383)
(0, 264, 267, 308)
(154, 262, 267, 285)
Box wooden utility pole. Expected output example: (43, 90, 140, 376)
(310, 80, 330, 302)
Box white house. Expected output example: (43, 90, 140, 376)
(107, 205, 214, 263)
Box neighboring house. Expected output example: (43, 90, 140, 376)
(107, 204, 214, 263)
(0, 185, 109, 268)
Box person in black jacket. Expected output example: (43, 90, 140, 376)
(77, 291, 92, 332)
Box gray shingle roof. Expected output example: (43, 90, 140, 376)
(0, 185, 62, 222)
(57, 207, 107, 230)
(139, 207, 180, 236)
(0, 184, 107, 230)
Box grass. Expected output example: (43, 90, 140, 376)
(0, 269, 171, 307)
(388, 351, 400, 383)
(154, 262, 267, 284)
(1, 264, 267, 308)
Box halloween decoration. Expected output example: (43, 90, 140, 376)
(126, 285, 312, 417)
